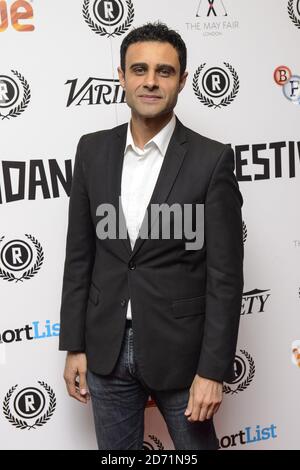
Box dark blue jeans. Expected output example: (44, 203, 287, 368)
(87, 325, 219, 450)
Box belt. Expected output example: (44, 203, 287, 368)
(125, 318, 133, 329)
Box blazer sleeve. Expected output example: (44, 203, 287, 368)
(58, 136, 96, 352)
(196, 146, 244, 383)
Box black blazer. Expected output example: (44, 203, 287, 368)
(58, 116, 244, 391)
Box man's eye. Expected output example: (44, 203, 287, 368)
(160, 69, 171, 76)
(134, 68, 145, 74)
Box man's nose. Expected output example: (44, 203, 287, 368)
(143, 71, 158, 89)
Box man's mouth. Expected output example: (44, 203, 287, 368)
(138, 95, 162, 102)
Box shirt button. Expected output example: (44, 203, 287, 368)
(128, 261, 136, 270)
(120, 299, 127, 307)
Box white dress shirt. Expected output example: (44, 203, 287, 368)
(121, 113, 176, 320)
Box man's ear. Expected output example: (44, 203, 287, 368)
(179, 71, 188, 93)
(117, 66, 125, 89)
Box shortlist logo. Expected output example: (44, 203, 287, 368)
(218, 423, 278, 449)
(0, 320, 59, 345)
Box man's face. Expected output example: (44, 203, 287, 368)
(118, 41, 188, 119)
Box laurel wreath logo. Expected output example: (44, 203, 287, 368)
(0, 70, 31, 121)
(242, 221, 247, 244)
(3, 381, 56, 430)
(0, 234, 44, 283)
(148, 435, 164, 450)
(223, 350, 255, 395)
(193, 62, 239, 108)
(83, 0, 134, 37)
(288, 0, 300, 29)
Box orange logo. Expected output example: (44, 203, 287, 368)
(0, 0, 34, 32)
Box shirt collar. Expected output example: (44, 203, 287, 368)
(125, 113, 176, 157)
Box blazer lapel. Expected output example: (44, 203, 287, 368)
(106, 122, 132, 258)
(105, 116, 188, 261)
(129, 116, 188, 260)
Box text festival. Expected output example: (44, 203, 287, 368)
(0, 141, 299, 204)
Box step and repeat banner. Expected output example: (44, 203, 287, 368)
(1, 0, 299, 450)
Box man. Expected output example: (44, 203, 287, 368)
(59, 22, 244, 450)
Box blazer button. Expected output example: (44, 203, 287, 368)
(120, 299, 127, 307)
(128, 261, 136, 270)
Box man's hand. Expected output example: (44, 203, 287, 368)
(184, 375, 223, 422)
(63, 352, 90, 404)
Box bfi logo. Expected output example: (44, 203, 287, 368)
(274, 65, 300, 105)
(0, 0, 34, 32)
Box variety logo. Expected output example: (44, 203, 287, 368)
(241, 288, 271, 316)
(218, 423, 278, 449)
(82, 0, 134, 37)
(223, 349, 255, 395)
(193, 62, 239, 108)
(274, 65, 300, 105)
(0, 320, 59, 345)
(0, 70, 31, 120)
(288, 0, 300, 29)
(65, 77, 126, 107)
(0, 234, 44, 283)
(0, 0, 34, 32)
(3, 381, 56, 430)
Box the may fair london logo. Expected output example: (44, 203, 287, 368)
(193, 62, 239, 108)
(186, 0, 239, 36)
(83, 0, 134, 37)
(288, 0, 300, 29)
(96, 198, 204, 250)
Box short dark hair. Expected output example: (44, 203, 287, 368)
(120, 22, 187, 77)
